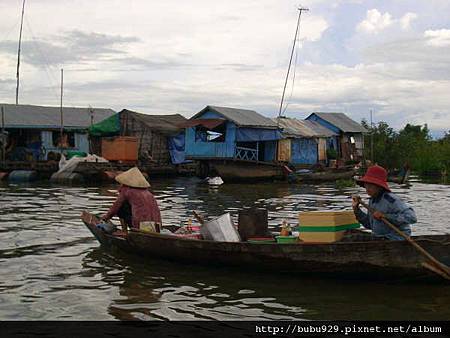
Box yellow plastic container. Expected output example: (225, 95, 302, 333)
(139, 221, 160, 233)
(298, 210, 359, 243)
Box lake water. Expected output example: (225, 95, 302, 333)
(0, 176, 449, 320)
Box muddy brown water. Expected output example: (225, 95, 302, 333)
(0, 176, 449, 320)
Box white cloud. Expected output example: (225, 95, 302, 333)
(301, 15, 329, 42)
(424, 29, 450, 47)
(1, 1, 450, 132)
(400, 12, 418, 30)
(357, 9, 393, 34)
(356, 10, 418, 34)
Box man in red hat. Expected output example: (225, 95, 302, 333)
(352, 165, 417, 240)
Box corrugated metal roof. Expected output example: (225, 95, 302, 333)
(192, 105, 278, 129)
(308, 112, 368, 133)
(1, 103, 116, 129)
(122, 109, 187, 135)
(274, 117, 337, 138)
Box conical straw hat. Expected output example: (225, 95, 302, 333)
(115, 167, 150, 188)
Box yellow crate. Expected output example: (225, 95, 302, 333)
(298, 210, 357, 226)
(299, 231, 346, 243)
(298, 210, 359, 243)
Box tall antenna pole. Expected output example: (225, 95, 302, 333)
(60, 69, 64, 153)
(278, 6, 308, 118)
(16, 0, 26, 105)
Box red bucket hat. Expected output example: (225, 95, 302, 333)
(357, 165, 391, 192)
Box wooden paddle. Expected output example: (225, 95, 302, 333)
(353, 195, 450, 281)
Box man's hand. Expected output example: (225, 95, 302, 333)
(373, 211, 384, 220)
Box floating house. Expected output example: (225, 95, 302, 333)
(89, 109, 188, 167)
(305, 112, 367, 162)
(0, 103, 115, 162)
(184, 106, 283, 180)
(275, 117, 337, 166)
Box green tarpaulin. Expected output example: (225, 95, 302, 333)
(88, 113, 120, 136)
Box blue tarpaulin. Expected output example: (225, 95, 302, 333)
(235, 128, 282, 142)
(168, 132, 191, 164)
(291, 138, 318, 164)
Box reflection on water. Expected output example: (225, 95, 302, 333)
(0, 177, 449, 320)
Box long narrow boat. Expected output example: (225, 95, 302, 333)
(211, 160, 284, 182)
(81, 211, 450, 282)
(289, 168, 355, 183)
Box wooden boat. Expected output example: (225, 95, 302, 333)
(211, 160, 284, 182)
(81, 211, 450, 281)
(289, 168, 355, 183)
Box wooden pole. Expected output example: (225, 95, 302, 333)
(356, 197, 450, 280)
(1, 106, 5, 165)
(89, 106, 94, 154)
(60, 68, 64, 155)
(370, 109, 374, 163)
(90, 107, 94, 127)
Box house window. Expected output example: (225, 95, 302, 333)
(195, 123, 226, 143)
(350, 136, 355, 144)
(52, 131, 75, 148)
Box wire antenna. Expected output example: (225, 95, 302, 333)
(15, 0, 26, 105)
(278, 6, 308, 118)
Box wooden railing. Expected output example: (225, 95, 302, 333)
(235, 146, 257, 161)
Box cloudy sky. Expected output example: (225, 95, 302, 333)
(1, 0, 449, 136)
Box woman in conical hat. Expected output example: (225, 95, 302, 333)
(102, 167, 161, 232)
(352, 165, 416, 240)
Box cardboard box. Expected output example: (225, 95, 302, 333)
(298, 210, 360, 243)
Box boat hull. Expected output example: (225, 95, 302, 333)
(81, 211, 450, 281)
(212, 161, 284, 182)
(291, 169, 355, 182)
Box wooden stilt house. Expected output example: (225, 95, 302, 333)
(275, 117, 337, 166)
(89, 109, 188, 166)
(305, 112, 368, 162)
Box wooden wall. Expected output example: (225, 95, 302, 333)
(120, 113, 171, 165)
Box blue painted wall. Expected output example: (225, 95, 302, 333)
(41, 131, 53, 150)
(264, 141, 277, 162)
(185, 109, 280, 161)
(76, 133, 89, 153)
(291, 138, 318, 165)
(328, 137, 338, 151)
(40, 130, 89, 159)
(185, 110, 236, 158)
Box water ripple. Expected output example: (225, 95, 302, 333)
(0, 178, 449, 320)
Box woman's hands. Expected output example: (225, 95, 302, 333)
(352, 195, 361, 211)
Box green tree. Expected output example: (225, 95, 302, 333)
(360, 120, 449, 175)
(397, 124, 437, 173)
(361, 119, 400, 168)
